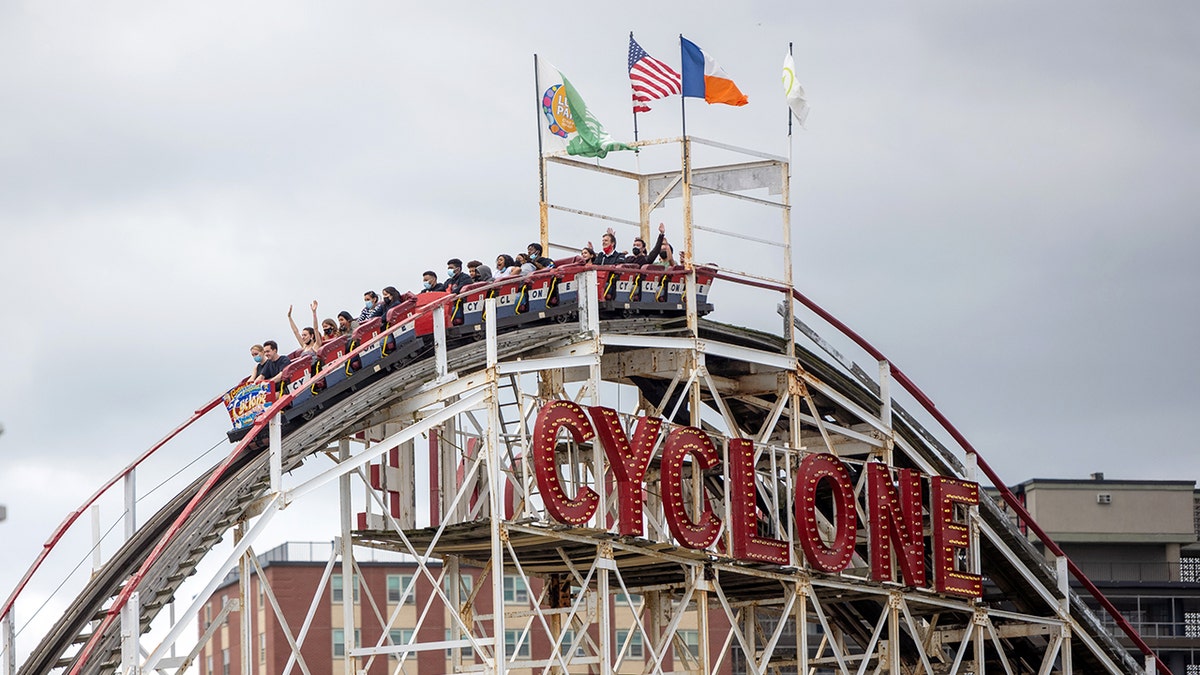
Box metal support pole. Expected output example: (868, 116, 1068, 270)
(1061, 623, 1073, 674)
(781, 158, 795, 359)
(878, 360, 893, 466)
(797, 585, 808, 674)
(120, 590, 140, 675)
(434, 306, 448, 380)
(486, 377, 508, 675)
(3, 609, 15, 675)
(973, 612, 986, 675)
(598, 556, 613, 675)
(682, 136, 693, 272)
(398, 426, 415, 529)
(123, 470, 136, 542)
(236, 523, 253, 675)
(486, 297, 498, 370)
(91, 505, 102, 574)
(448, 555, 463, 673)
(269, 413, 282, 495)
(888, 594, 901, 674)
(338, 438, 356, 675)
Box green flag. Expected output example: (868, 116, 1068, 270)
(538, 58, 632, 159)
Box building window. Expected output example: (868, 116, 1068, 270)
(676, 630, 699, 659)
(504, 629, 531, 658)
(616, 629, 643, 658)
(332, 628, 360, 657)
(1182, 557, 1200, 583)
(221, 648, 230, 675)
(387, 574, 416, 604)
(206, 655, 212, 675)
(615, 591, 642, 605)
(503, 576, 529, 604)
(221, 596, 229, 625)
(560, 630, 586, 657)
(203, 602, 212, 629)
(257, 580, 265, 608)
(445, 628, 462, 657)
(258, 633, 265, 663)
(330, 574, 359, 603)
(444, 574, 473, 599)
(388, 629, 416, 659)
(1186, 611, 1200, 639)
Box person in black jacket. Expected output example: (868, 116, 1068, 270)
(374, 286, 402, 319)
(445, 258, 473, 293)
(421, 271, 446, 293)
(624, 223, 668, 265)
(591, 227, 626, 265)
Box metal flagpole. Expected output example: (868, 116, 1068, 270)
(630, 33, 641, 149)
(535, 53, 549, 253)
(679, 35, 688, 140)
(787, 42, 794, 141)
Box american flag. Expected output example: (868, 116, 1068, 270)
(628, 35, 681, 113)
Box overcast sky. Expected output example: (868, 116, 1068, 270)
(1, 0, 1198, 644)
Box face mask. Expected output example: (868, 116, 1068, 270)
(632, 246, 643, 255)
(423, 281, 432, 290)
(253, 355, 263, 363)
(603, 243, 615, 255)
(446, 269, 455, 278)
(365, 300, 375, 309)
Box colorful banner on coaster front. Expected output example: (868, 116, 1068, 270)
(223, 381, 274, 430)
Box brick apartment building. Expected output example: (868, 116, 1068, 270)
(197, 542, 728, 675)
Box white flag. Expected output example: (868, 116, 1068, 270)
(782, 52, 809, 127)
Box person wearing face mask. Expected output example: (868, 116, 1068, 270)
(525, 243, 556, 270)
(320, 317, 338, 341)
(248, 344, 265, 380)
(336, 311, 357, 336)
(376, 286, 403, 321)
(591, 227, 626, 265)
(360, 290, 381, 322)
(445, 258, 473, 293)
(514, 253, 537, 277)
(421, 270, 447, 293)
(629, 222, 671, 265)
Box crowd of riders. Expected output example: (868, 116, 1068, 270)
(247, 226, 682, 384)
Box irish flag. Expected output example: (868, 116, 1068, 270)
(680, 37, 748, 107)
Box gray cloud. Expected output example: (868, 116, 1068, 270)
(1, 0, 1198, 620)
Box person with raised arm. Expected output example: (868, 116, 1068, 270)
(288, 301, 322, 356)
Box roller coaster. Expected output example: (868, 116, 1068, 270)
(0, 137, 1170, 675)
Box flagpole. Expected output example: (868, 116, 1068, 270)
(787, 42, 794, 140)
(783, 42, 796, 359)
(679, 34, 688, 140)
(534, 53, 549, 254)
(630, 33, 641, 150)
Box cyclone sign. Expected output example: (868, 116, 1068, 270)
(532, 400, 983, 599)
